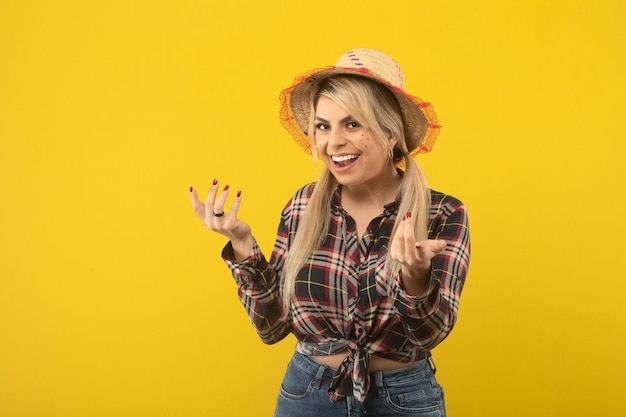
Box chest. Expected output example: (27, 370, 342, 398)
(293, 213, 395, 308)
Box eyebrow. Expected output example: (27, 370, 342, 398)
(314, 115, 355, 124)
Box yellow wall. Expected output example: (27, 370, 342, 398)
(1, 1, 624, 416)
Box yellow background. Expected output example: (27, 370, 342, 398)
(1, 1, 625, 416)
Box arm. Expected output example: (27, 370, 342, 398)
(222, 208, 294, 344)
(390, 195, 470, 350)
(189, 180, 296, 344)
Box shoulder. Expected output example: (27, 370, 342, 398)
(429, 189, 467, 218)
(293, 182, 316, 200)
(291, 182, 316, 207)
(281, 182, 316, 218)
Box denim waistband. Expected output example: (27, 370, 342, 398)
(291, 351, 337, 383)
(290, 351, 435, 388)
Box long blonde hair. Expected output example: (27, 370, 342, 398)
(281, 76, 431, 312)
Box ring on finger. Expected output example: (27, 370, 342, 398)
(213, 212, 225, 217)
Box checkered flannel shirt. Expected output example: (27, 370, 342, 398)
(223, 182, 470, 404)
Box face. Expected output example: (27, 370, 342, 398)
(314, 96, 397, 190)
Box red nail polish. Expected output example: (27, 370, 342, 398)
(189, 186, 193, 192)
(212, 179, 218, 185)
(223, 185, 229, 191)
(236, 190, 241, 197)
(407, 212, 412, 219)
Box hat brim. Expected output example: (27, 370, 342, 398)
(279, 66, 440, 157)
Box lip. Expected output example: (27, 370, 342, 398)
(330, 153, 360, 173)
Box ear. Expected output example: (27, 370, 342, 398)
(388, 136, 398, 151)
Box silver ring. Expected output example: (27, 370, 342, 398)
(213, 212, 225, 217)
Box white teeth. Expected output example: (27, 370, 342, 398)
(331, 154, 359, 162)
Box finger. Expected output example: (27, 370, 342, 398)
(425, 239, 446, 253)
(228, 189, 243, 218)
(390, 223, 402, 260)
(203, 179, 220, 217)
(402, 212, 420, 263)
(415, 239, 447, 258)
(431, 239, 447, 253)
(189, 186, 205, 219)
(392, 213, 412, 263)
(212, 184, 231, 215)
(403, 212, 416, 247)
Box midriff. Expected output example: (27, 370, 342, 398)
(312, 352, 414, 372)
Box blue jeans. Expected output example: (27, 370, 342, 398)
(274, 352, 446, 417)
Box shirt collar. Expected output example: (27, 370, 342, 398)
(330, 183, 400, 215)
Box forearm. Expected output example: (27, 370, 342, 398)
(238, 284, 291, 344)
(400, 262, 431, 296)
(394, 274, 456, 350)
(230, 234, 255, 263)
(223, 237, 292, 344)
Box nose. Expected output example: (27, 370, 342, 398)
(325, 128, 347, 151)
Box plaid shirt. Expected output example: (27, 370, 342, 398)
(223, 183, 470, 404)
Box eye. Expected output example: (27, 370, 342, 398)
(315, 123, 329, 131)
(347, 121, 361, 129)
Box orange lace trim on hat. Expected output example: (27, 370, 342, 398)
(278, 66, 441, 160)
(279, 67, 332, 155)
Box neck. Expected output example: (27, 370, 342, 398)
(341, 164, 402, 210)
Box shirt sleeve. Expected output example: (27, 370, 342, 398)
(221, 189, 304, 345)
(390, 195, 470, 351)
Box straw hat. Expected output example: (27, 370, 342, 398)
(279, 48, 441, 158)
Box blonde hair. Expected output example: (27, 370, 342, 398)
(281, 76, 431, 312)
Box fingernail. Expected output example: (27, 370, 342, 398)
(407, 212, 412, 219)
(236, 190, 241, 197)
(223, 185, 229, 191)
(189, 186, 193, 192)
(212, 179, 218, 185)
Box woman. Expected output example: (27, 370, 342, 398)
(190, 49, 470, 417)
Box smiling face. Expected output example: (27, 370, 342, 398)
(314, 95, 397, 191)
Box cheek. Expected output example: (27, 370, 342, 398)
(315, 139, 329, 156)
(357, 133, 371, 149)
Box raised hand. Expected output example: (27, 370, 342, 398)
(189, 179, 254, 261)
(390, 211, 447, 295)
